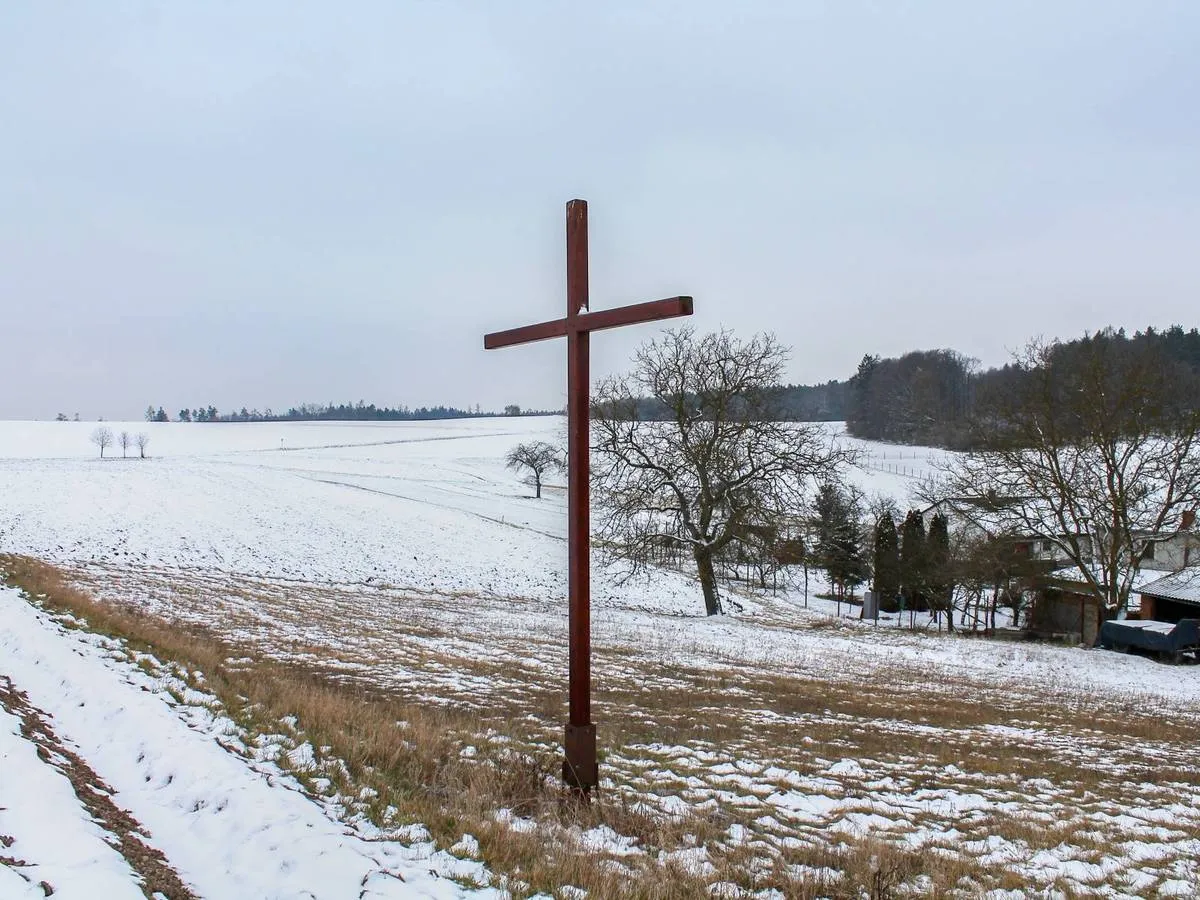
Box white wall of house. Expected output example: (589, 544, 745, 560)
(1140, 532, 1200, 572)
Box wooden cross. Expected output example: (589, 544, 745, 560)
(484, 199, 693, 793)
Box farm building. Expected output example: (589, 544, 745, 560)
(1138, 566, 1200, 623)
(1025, 576, 1108, 645)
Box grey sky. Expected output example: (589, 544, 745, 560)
(2, 2, 1198, 420)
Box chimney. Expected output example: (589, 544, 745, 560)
(1183, 509, 1197, 531)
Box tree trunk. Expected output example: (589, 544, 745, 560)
(695, 548, 722, 616)
(535, 476, 541, 499)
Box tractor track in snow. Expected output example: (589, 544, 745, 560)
(0, 676, 197, 900)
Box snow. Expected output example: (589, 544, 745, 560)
(0, 418, 1194, 707)
(1112, 620, 1177, 634)
(0, 705, 145, 900)
(0, 418, 715, 616)
(0, 586, 494, 900)
(2, 417, 1199, 895)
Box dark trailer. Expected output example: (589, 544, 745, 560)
(1098, 618, 1200, 662)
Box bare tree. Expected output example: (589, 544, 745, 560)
(118, 431, 132, 458)
(592, 328, 854, 616)
(135, 432, 150, 459)
(90, 426, 113, 458)
(943, 334, 1200, 612)
(505, 441, 563, 499)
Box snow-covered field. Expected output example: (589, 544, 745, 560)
(1, 417, 1198, 897)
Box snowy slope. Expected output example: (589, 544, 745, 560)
(0, 418, 1196, 707)
(0, 418, 719, 615)
(0, 585, 493, 900)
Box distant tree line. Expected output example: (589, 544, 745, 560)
(847, 325, 1200, 448)
(142, 401, 562, 423)
(771, 381, 847, 421)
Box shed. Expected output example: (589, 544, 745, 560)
(1026, 577, 1108, 645)
(1138, 566, 1200, 623)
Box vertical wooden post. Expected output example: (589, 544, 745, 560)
(564, 199, 597, 793)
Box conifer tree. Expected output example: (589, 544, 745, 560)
(813, 482, 869, 610)
(873, 513, 901, 612)
(813, 483, 846, 580)
(900, 509, 927, 613)
(926, 512, 953, 629)
(833, 513, 869, 602)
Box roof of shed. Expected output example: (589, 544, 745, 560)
(1138, 566, 1200, 605)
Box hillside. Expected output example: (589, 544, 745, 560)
(1, 418, 1198, 897)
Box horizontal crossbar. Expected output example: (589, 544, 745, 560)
(484, 296, 693, 350)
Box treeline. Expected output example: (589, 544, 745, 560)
(146, 402, 562, 423)
(773, 381, 847, 421)
(846, 325, 1200, 448)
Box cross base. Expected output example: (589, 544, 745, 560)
(562, 723, 598, 794)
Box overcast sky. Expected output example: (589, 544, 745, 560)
(2, 2, 1198, 420)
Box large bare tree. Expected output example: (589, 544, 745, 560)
(592, 328, 852, 616)
(943, 334, 1200, 612)
(506, 441, 563, 499)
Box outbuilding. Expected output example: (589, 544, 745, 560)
(1138, 566, 1200, 623)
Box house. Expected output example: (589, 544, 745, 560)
(919, 497, 1091, 571)
(1132, 510, 1199, 573)
(921, 501, 1198, 575)
(1138, 566, 1200, 623)
(918, 496, 1021, 542)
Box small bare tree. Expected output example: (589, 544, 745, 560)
(90, 426, 113, 458)
(135, 432, 150, 459)
(118, 431, 132, 458)
(506, 441, 563, 499)
(593, 328, 854, 616)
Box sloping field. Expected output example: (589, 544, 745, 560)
(1, 418, 1198, 897)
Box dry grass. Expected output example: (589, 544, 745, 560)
(5, 553, 990, 898)
(7, 553, 1199, 897)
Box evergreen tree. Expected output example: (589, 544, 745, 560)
(832, 514, 869, 602)
(813, 482, 868, 608)
(926, 512, 953, 629)
(145, 405, 157, 422)
(899, 509, 927, 612)
(873, 514, 901, 612)
(155, 406, 169, 422)
(812, 482, 845, 576)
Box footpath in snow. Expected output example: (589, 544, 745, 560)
(0, 585, 494, 900)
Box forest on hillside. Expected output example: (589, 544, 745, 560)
(844, 325, 1200, 448)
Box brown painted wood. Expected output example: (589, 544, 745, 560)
(483, 200, 693, 794)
